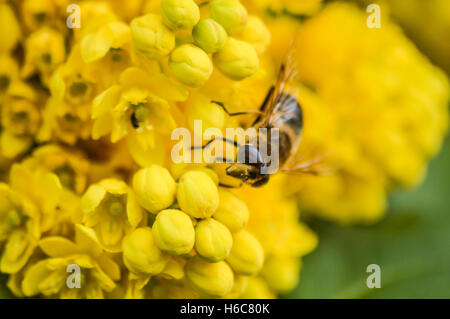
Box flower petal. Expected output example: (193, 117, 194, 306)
(39, 237, 79, 257)
(127, 190, 143, 227)
(22, 260, 52, 297)
(81, 28, 114, 63)
(75, 224, 103, 257)
(92, 85, 121, 120)
(81, 184, 106, 214)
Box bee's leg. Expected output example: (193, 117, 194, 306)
(211, 101, 261, 117)
(259, 85, 275, 112)
(218, 182, 242, 188)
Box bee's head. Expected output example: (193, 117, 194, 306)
(225, 145, 269, 187)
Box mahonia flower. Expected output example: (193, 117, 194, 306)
(22, 144, 90, 195)
(21, 224, 120, 298)
(81, 178, 144, 252)
(0, 83, 40, 158)
(0, 0, 447, 300)
(0, 164, 62, 274)
(38, 45, 97, 144)
(21, 27, 66, 85)
(91, 66, 187, 165)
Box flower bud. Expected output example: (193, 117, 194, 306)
(185, 256, 234, 297)
(195, 218, 232, 262)
(213, 190, 249, 232)
(132, 165, 177, 214)
(192, 18, 227, 53)
(169, 44, 213, 87)
(210, 0, 247, 35)
(226, 230, 264, 276)
(222, 275, 248, 298)
(130, 14, 175, 59)
(260, 256, 300, 293)
(162, 0, 200, 30)
(237, 16, 271, 55)
(122, 227, 168, 276)
(177, 170, 219, 218)
(152, 209, 195, 255)
(213, 37, 259, 80)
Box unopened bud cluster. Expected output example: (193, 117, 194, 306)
(130, 0, 270, 86)
(129, 165, 264, 297)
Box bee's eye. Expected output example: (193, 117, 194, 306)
(237, 145, 263, 165)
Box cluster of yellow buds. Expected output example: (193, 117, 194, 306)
(130, 0, 267, 86)
(126, 166, 264, 297)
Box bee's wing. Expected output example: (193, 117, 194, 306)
(281, 148, 336, 176)
(261, 43, 299, 126)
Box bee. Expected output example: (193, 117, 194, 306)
(195, 49, 326, 187)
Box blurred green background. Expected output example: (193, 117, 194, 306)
(287, 134, 450, 298)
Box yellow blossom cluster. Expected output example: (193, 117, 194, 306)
(0, 0, 448, 299)
(281, 3, 449, 224)
(0, 0, 317, 298)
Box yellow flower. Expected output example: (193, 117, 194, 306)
(21, 144, 90, 195)
(260, 256, 300, 293)
(80, 22, 132, 87)
(38, 46, 97, 145)
(193, 18, 228, 54)
(194, 218, 233, 262)
(122, 227, 168, 276)
(176, 170, 220, 218)
(237, 16, 271, 55)
(226, 229, 264, 276)
(185, 256, 234, 297)
(161, 0, 200, 30)
(21, 224, 120, 298)
(21, 27, 66, 85)
(152, 209, 195, 255)
(213, 189, 249, 233)
(210, 0, 248, 35)
(81, 178, 144, 252)
(0, 164, 63, 274)
(91, 67, 187, 156)
(132, 165, 177, 214)
(130, 14, 176, 60)
(20, 0, 57, 31)
(0, 84, 40, 159)
(213, 37, 259, 80)
(240, 277, 275, 299)
(0, 185, 39, 274)
(0, 0, 447, 300)
(0, 54, 20, 97)
(169, 44, 213, 87)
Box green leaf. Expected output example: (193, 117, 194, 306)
(288, 136, 450, 298)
